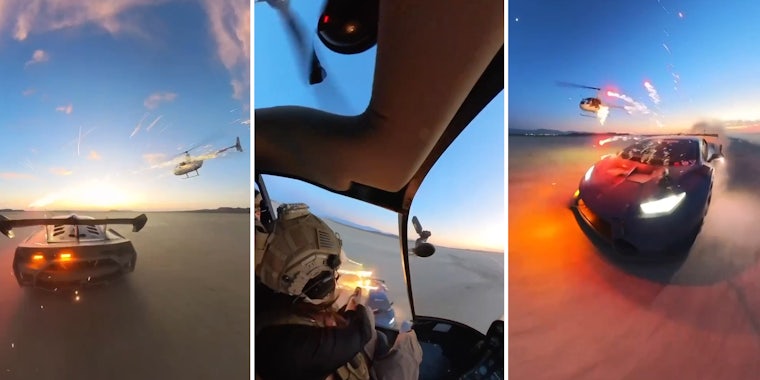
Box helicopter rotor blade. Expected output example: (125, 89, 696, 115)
(261, 0, 326, 85)
(556, 81, 601, 91)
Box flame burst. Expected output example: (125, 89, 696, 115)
(337, 269, 379, 290)
(596, 105, 610, 125)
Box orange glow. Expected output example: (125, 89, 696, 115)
(32, 254, 44, 261)
(573, 189, 580, 198)
(59, 252, 73, 261)
(337, 269, 380, 291)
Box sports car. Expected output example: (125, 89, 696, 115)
(572, 135, 724, 255)
(366, 279, 397, 329)
(1, 213, 148, 289)
(336, 271, 398, 329)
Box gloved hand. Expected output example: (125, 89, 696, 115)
(346, 287, 366, 311)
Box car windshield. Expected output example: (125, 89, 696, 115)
(619, 139, 699, 166)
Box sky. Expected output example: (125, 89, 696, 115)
(0, 0, 250, 211)
(508, 0, 760, 134)
(254, 1, 505, 252)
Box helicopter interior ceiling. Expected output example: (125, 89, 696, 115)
(255, 0, 504, 211)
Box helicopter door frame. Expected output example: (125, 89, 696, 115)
(396, 211, 418, 319)
(255, 174, 277, 231)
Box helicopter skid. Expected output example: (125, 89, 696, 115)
(180, 171, 200, 179)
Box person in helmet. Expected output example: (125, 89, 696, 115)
(255, 203, 377, 380)
(254, 203, 422, 380)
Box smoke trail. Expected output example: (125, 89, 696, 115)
(643, 81, 661, 104)
(606, 91, 650, 115)
(597, 106, 610, 125)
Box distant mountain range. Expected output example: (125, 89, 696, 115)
(325, 216, 392, 234)
(0, 207, 250, 213)
(509, 128, 631, 136)
(181, 207, 250, 214)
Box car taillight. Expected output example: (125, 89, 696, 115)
(59, 252, 73, 261)
(31, 254, 45, 261)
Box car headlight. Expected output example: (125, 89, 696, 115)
(640, 192, 686, 215)
(584, 165, 594, 181)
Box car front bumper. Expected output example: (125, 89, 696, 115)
(572, 195, 701, 254)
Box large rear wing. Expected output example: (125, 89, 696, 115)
(0, 214, 148, 238)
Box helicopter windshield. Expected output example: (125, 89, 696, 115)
(255, 0, 376, 115)
(407, 92, 504, 334)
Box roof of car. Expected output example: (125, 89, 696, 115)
(255, 1, 504, 213)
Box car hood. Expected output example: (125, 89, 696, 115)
(579, 157, 694, 217)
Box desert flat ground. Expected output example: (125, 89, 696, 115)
(509, 134, 760, 379)
(0, 212, 249, 380)
(324, 219, 504, 335)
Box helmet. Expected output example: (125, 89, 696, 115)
(255, 203, 343, 304)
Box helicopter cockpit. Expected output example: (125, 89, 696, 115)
(255, 0, 503, 378)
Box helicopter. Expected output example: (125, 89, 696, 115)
(173, 136, 243, 178)
(556, 81, 625, 118)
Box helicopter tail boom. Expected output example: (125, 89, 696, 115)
(216, 136, 244, 155)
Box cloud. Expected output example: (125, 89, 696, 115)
(231, 78, 245, 100)
(2, 0, 170, 42)
(49, 167, 73, 176)
(0, 172, 33, 180)
(24, 49, 49, 67)
(4, 0, 249, 101)
(56, 104, 73, 114)
(142, 153, 167, 166)
(200, 0, 250, 100)
(148, 156, 179, 169)
(144, 92, 177, 109)
(88, 150, 101, 160)
(22, 88, 36, 96)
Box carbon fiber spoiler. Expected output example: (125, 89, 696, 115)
(0, 214, 148, 238)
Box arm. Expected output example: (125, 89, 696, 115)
(256, 305, 373, 379)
